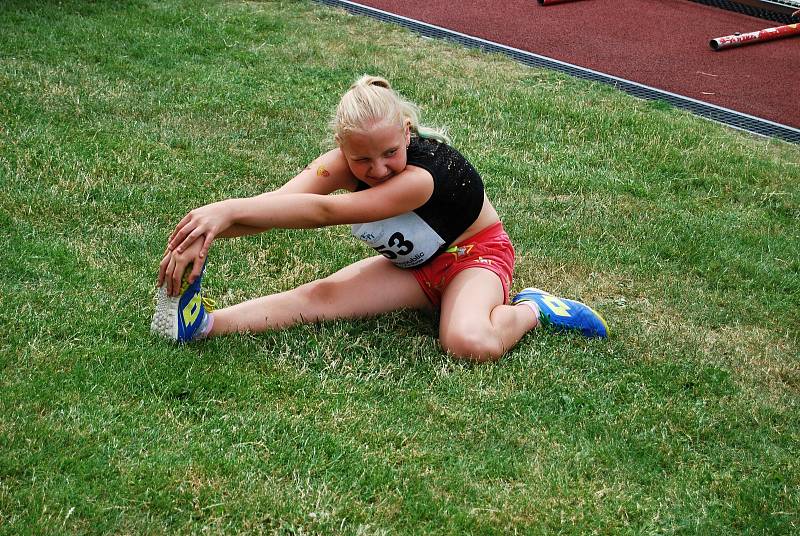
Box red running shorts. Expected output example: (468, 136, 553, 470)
(411, 222, 515, 307)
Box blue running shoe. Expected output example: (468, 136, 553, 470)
(512, 288, 609, 338)
(151, 261, 215, 342)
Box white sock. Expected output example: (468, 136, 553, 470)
(195, 312, 215, 340)
(516, 300, 541, 322)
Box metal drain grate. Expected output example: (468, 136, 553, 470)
(687, 0, 798, 24)
(315, 0, 799, 144)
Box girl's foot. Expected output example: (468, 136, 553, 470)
(151, 261, 215, 342)
(511, 288, 609, 338)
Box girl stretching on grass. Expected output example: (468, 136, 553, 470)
(151, 75, 608, 361)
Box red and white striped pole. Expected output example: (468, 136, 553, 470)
(710, 22, 800, 50)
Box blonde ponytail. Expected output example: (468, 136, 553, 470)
(331, 75, 450, 145)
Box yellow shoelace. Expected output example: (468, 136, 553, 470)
(179, 276, 216, 312)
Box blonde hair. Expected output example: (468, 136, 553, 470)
(331, 75, 450, 145)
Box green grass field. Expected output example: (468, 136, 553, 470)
(1, 0, 799, 533)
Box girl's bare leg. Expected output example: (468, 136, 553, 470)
(209, 256, 431, 336)
(438, 268, 539, 362)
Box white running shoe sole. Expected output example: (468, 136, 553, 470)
(150, 285, 179, 340)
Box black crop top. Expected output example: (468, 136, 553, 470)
(351, 137, 485, 268)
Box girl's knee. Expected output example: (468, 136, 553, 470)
(291, 277, 345, 315)
(440, 330, 503, 362)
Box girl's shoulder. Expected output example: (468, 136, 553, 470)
(409, 136, 443, 152)
(409, 136, 470, 162)
(310, 148, 359, 191)
(408, 137, 476, 177)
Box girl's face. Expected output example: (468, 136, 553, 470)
(340, 119, 411, 186)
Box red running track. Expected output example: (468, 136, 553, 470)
(354, 0, 799, 129)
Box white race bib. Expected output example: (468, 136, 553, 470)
(351, 212, 446, 268)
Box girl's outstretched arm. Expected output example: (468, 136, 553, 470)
(215, 152, 359, 238)
(166, 149, 356, 256)
(169, 165, 432, 259)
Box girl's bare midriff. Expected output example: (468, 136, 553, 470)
(451, 194, 501, 245)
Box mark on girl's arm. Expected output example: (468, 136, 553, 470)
(317, 166, 331, 177)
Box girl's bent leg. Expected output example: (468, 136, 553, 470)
(209, 256, 431, 336)
(439, 268, 539, 362)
